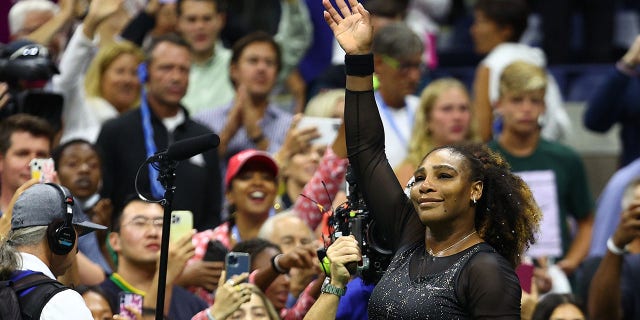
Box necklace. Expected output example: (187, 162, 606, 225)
(428, 231, 477, 257)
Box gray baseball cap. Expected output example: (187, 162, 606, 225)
(11, 183, 107, 235)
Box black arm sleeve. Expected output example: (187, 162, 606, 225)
(344, 89, 423, 252)
(457, 251, 521, 319)
(120, 11, 156, 46)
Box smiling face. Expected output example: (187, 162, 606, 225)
(57, 143, 101, 199)
(283, 144, 325, 189)
(226, 162, 277, 218)
(409, 148, 482, 226)
(100, 53, 141, 112)
(428, 87, 472, 147)
(0, 131, 50, 193)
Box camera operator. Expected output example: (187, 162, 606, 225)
(0, 39, 63, 133)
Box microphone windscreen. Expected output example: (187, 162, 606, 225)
(166, 133, 220, 161)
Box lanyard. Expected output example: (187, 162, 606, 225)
(375, 91, 413, 147)
(140, 89, 165, 199)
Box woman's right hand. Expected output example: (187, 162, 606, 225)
(208, 270, 253, 320)
(322, 0, 373, 55)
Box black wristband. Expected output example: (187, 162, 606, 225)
(345, 53, 374, 76)
(271, 253, 288, 274)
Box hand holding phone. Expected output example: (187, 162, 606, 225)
(225, 252, 251, 282)
(29, 158, 55, 183)
(170, 210, 193, 244)
(118, 292, 143, 319)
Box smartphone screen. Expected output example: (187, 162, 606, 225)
(119, 292, 143, 318)
(29, 158, 55, 183)
(225, 252, 251, 282)
(170, 210, 193, 244)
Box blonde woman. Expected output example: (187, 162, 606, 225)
(395, 78, 477, 185)
(53, 0, 143, 143)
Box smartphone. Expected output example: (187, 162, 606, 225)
(516, 263, 535, 293)
(170, 210, 193, 244)
(29, 158, 55, 183)
(118, 292, 143, 318)
(297, 116, 342, 146)
(225, 252, 251, 282)
(203, 240, 228, 262)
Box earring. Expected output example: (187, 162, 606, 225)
(472, 196, 477, 204)
(537, 114, 546, 128)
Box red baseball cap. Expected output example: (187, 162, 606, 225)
(225, 149, 279, 189)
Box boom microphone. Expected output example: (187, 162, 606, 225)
(147, 133, 220, 162)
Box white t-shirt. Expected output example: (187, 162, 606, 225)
(374, 91, 419, 169)
(482, 43, 571, 141)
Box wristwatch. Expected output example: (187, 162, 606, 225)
(321, 277, 346, 297)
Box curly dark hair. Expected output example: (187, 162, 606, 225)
(426, 142, 540, 267)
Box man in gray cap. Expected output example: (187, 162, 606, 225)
(0, 183, 106, 319)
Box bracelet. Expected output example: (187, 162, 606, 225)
(250, 132, 265, 144)
(607, 237, 629, 255)
(271, 253, 288, 274)
(345, 53, 374, 76)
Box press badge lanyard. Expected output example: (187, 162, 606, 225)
(140, 89, 165, 199)
(375, 91, 413, 147)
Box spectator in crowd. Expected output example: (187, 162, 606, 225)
(371, 21, 424, 169)
(488, 61, 594, 285)
(590, 164, 640, 258)
(52, 139, 114, 273)
(194, 32, 294, 166)
(584, 35, 640, 168)
(100, 197, 207, 320)
(531, 293, 586, 320)
(175, 0, 235, 114)
(326, 1, 539, 317)
(233, 238, 318, 320)
(259, 212, 322, 306)
(8, 0, 74, 59)
(185, 149, 279, 304)
(588, 178, 640, 320)
(96, 34, 222, 231)
(76, 285, 115, 320)
(0, 183, 106, 319)
(470, 0, 570, 142)
(395, 77, 477, 185)
(0, 114, 52, 215)
(52, 0, 143, 143)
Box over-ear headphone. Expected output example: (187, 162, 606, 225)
(46, 183, 76, 255)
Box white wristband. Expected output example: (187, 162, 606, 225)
(607, 237, 628, 255)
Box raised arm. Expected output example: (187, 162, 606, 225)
(324, 0, 414, 249)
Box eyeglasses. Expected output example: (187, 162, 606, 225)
(125, 216, 164, 230)
(381, 55, 426, 74)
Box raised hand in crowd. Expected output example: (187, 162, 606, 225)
(206, 271, 253, 320)
(82, 0, 125, 39)
(273, 114, 320, 168)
